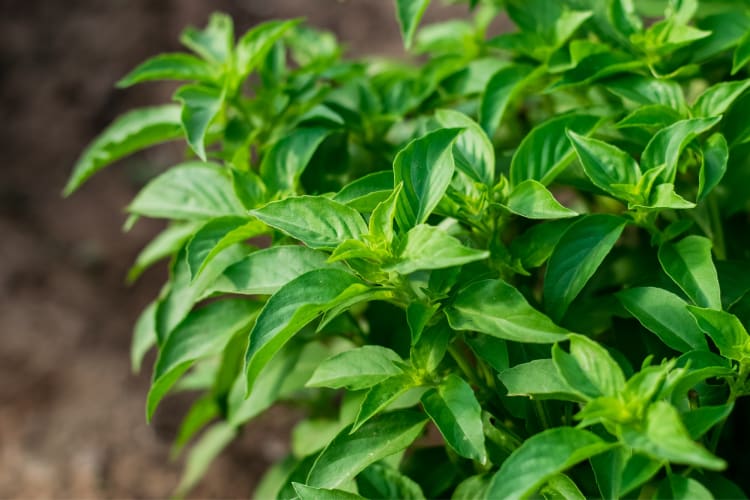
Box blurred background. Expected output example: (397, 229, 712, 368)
(0, 0, 464, 497)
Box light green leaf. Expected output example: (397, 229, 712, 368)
(510, 114, 599, 186)
(452, 474, 491, 500)
(395, 0, 432, 49)
(506, 180, 577, 219)
(131, 301, 157, 373)
(435, 109, 495, 185)
(64, 105, 183, 195)
(174, 84, 225, 161)
(544, 214, 627, 322)
(306, 410, 428, 489)
(244, 269, 366, 394)
(235, 19, 299, 79)
(635, 183, 695, 210)
(394, 128, 462, 231)
(658, 235, 721, 309)
(356, 463, 426, 500)
(117, 53, 216, 88)
(692, 79, 750, 118)
(422, 374, 486, 463)
(334, 171, 394, 211)
(127, 222, 199, 283)
(605, 74, 686, 109)
(551, 52, 643, 90)
(486, 427, 614, 500)
(406, 301, 438, 345)
(353, 375, 418, 431)
(128, 162, 245, 220)
(499, 359, 585, 402)
(387, 224, 489, 275)
(369, 184, 402, 247)
(698, 133, 728, 201)
(180, 13, 233, 64)
(616, 105, 683, 131)
(293, 483, 363, 500)
(617, 287, 708, 352)
(656, 475, 713, 500)
(307, 346, 404, 390)
(260, 128, 331, 195)
(541, 474, 586, 500)
(147, 299, 259, 420)
(445, 279, 570, 343)
(556, 334, 625, 399)
(171, 395, 220, 457)
(687, 307, 749, 362)
(480, 64, 534, 135)
(175, 422, 237, 497)
(186, 217, 265, 280)
(252, 196, 367, 250)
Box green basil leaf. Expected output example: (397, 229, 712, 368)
(252, 196, 367, 250)
(180, 13, 233, 64)
(541, 474, 586, 500)
(656, 475, 713, 500)
(174, 422, 237, 497)
(235, 19, 299, 79)
(394, 128, 462, 231)
(307, 346, 404, 390)
(352, 375, 418, 431)
(334, 171, 394, 211)
(687, 307, 749, 362)
(186, 217, 265, 280)
(551, 52, 643, 90)
(445, 279, 570, 343)
(369, 184, 402, 247)
(692, 79, 750, 118)
(605, 74, 686, 109)
(387, 224, 489, 275)
(506, 180, 578, 219)
(480, 64, 534, 135)
(732, 30, 750, 74)
(171, 394, 220, 456)
(658, 235, 721, 309)
(128, 162, 245, 220)
(174, 84, 225, 161)
(452, 474, 491, 500)
(558, 334, 625, 398)
(131, 301, 157, 373)
(421, 373, 486, 463)
(544, 214, 627, 322)
(697, 133, 729, 201)
(616, 105, 683, 131)
(127, 222, 199, 283)
(510, 219, 574, 270)
(293, 483, 363, 500)
(64, 105, 183, 195)
(591, 448, 663, 500)
(356, 463, 426, 500)
(395, 0, 432, 49)
(486, 427, 614, 499)
(510, 114, 599, 186)
(499, 358, 585, 402)
(260, 128, 331, 196)
(617, 287, 709, 352)
(117, 53, 216, 88)
(682, 403, 734, 440)
(244, 269, 367, 394)
(435, 109, 495, 186)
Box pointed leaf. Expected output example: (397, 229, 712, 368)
(499, 359, 585, 402)
(180, 13, 233, 64)
(395, 0, 432, 49)
(506, 180, 577, 219)
(174, 84, 224, 161)
(260, 128, 331, 195)
(656, 475, 713, 500)
(117, 53, 216, 88)
(186, 217, 265, 280)
(435, 109, 495, 185)
(387, 224, 489, 274)
(658, 235, 721, 309)
(733, 30, 750, 74)
(236, 19, 299, 79)
(131, 301, 157, 373)
(480, 64, 534, 135)
(307, 346, 404, 390)
(605, 74, 686, 109)
(293, 483, 363, 500)
(353, 375, 418, 431)
(127, 222, 199, 283)
(692, 79, 750, 118)
(698, 133, 728, 201)
(369, 184, 402, 246)
(687, 307, 749, 362)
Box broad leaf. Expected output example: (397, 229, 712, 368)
(445, 279, 570, 343)
(387, 224, 489, 274)
(510, 219, 574, 270)
(544, 215, 627, 322)
(235, 19, 300, 79)
(260, 128, 331, 195)
(64, 105, 183, 195)
(605, 74, 686, 109)
(186, 217, 265, 280)
(174, 84, 225, 161)
(356, 463, 426, 500)
(683, 403, 734, 440)
(334, 171, 394, 213)
(499, 358, 584, 402)
(435, 109, 495, 185)
(505, 180, 577, 219)
(656, 475, 713, 500)
(352, 375, 418, 431)
(252, 196, 367, 250)
(369, 184, 402, 247)
(658, 235, 721, 309)
(127, 222, 199, 283)
(692, 79, 750, 118)
(307, 346, 404, 390)
(293, 483, 363, 500)
(117, 53, 216, 88)
(555, 335, 625, 399)
(395, 0, 432, 49)
(687, 307, 749, 362)
(480, 64, 534, 135)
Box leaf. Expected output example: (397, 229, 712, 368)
(235, 19, 299, 79)
(210, 245, 335, 296)
(131, 301, 157, 373)
(544, 215, 627, 322)
(174, 84, 225, 161)
(174, 422, 237, 497)
(387, 224, 489, 275)
(692, 79, 750, 118)
(244, 269, 367, 394)
(486, 427, 614, 500)
(551, 52, 643, 90)
(617, 287, 708, 352)
(307, 346, 404, 390)
(555, 334, 625, 399)
(687, 307, 749, 362)
(128, 162, 245, 220)
(369, 184, 402, 246)
(656, 475, 713, 500)
(499, 359, 585, 402)
(620, 401, 725, 470)
(658, 235, 721, 309)
(605, 74, 686, 109)
(480, 64, 534, 135)
(186, 217, 265, 280)
(733, 30, 750, 74)
(293, 483, 363, 500)
(590, 448, 662, 500)
(452, 474, 491, 500)
(422, 374, 486, 463)
(541, 474, 586, 500)
(334, 171, 394, 211)
(393, 128, 462, 231)
(356, 463, 426, 500)
(435, 109, 495, 185)
(352, 375, 418, 431)
(252, 196, 367, 250)
(147, 299, 259, 420)
(306, 410, 428, 489)
(641, 117, 722, 184)
(445, 279, 570, 343)
(682, 403, 734, 440)
(127, 222, 198, 283)
(117, 53, 216, 88)
(395, 0, 432, 49)
(510, 219, 574, 270)
(171, 395, 220, 457)
(567, 131, 641, 202)
(64, 105, 183, 195)
(465, 334, 509, 373)
(260, 128, 331, 195)
(180, 12, 233, 64)
(506, 180, 578, 219)
(698, 133, 729, 201)
(616, 105, 683, 131)
(509, 113, 599, 186)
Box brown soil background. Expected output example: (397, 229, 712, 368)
(0, 1, 464, 497)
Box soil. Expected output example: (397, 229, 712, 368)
(0, 1, 464, 497)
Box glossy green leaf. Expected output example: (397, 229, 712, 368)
(510, 219, 574, 270)
(452, 474, 491, 500)
(616, 104, 683, 131)
(617, 287, 708, 352)
(353, 375, 417, 431)
(131, 301, 157, 373)
(64, 105, 183, 195)
(732, 30, 750, 74)
(421, 374, 486, 463)
(306, 410, 428, 489)
(235, 19, 299, 79)
(293, 483, 363, 500)
(687, 307, 749, 361)
(445, 279, 570, 343)
(591, 448, 663, 500)
(117, 53, 216, 88)
(147, 299, 259, 420)
(692, 79, 750, 118)
(683, 403, 734, 439)
(541, 474, 586, 500)
(180, 13, 233, 64)
(369, 184, 402, 247)
(387, 224, 489, 275)
(127, 222, 199, 283)
(510, 114, 599, 186)
(544, 215, 627, 322)
(551, 52, 643, 90)
(658, 235, 721, 309)
(395, 0, 432, 49)
(252, 196, 367, 250)
(605, 74, 686, 109)
(244, 269, 366, 394)
(128, 162, 245, 220)
(435, 109, 495, 185)
(698, 133, 728, 201)
(174, 84, 224, 161)
(480, 64, 534, 135)
(186, 217, 265, 280)
(499, 358, 585, 402)
(307, 346, 404, 390)
(506, 180, 578, 219)
(656, 475, 713, 500)
(486, 427, 614, 500)
(393, 128, 462, 231)
(356, 463, 425, 500)
(334, 171, 394, 211)
(558, 334, 625, 398)
(260, 128, 331, 195)
(175, 422, 237, 497)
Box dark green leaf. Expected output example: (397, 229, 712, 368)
(260, 128, 331, 195)
(605, 74, 686, 109)
(692, 79, 750, 118)
(356, 463, 425, 500)
(435, 109, 495, 185)
(499, 359, 585, 402)
(698, 133, 728, 201)
(683, 403, 733, 439)
(510, 219, 574, 270)
(656, 475, 713, 500)
(480, 64, 534, 135)
(658, 236, 721, 309)
(733, 30, 750, 74)
(353, 375, 418, 431)
(292, 483, 363, 500)
(307, 346, 404, 390)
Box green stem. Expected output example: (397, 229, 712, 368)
(708, 196, 726, 260)
(447, 343, 483, 389)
